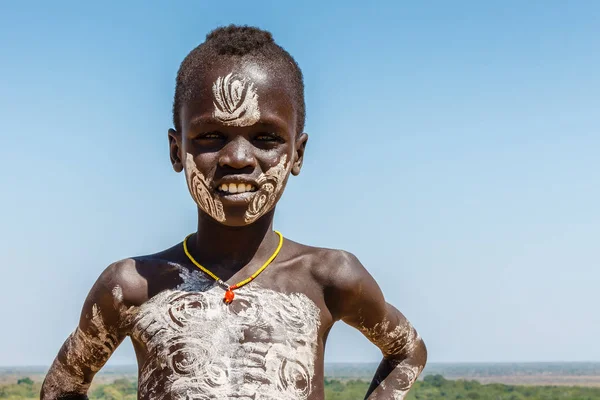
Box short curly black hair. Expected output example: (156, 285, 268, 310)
(173, 25, 305, 135)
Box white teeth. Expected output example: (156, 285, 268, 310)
(219, 183, 256, 194)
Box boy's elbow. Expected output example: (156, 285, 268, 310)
(41, 380, 90, 400)
(414, 335, 427, 368)
(41, 360, 90, 400)
(396, 333, 427, 368)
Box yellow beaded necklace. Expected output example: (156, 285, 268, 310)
(183, 231, 284, 304)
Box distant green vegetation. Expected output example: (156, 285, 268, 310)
(326, 375, 600, 399)
(324, 378, 370, 399)
(89, 378, 137, 400)
(3, 374, 600, 399)
(0, 378, 40, 400)
(325, 362, 600, 380)
(406, 375, 600, 399)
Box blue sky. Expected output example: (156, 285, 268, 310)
(1, 1, 599, 366)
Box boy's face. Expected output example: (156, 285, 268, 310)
(169, 60, 307, 227)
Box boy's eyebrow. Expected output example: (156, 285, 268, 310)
(188, 114, 290, 132)
(188, 115, 219, 127)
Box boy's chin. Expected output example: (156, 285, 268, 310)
(209, 209, 269, 227)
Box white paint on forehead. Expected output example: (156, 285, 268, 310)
(184, 153, 226, 222)
(131, 265, 321, 400)
(212, 72, 261, 127)
(244, 154, 290, 224)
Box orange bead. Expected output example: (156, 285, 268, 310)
(224, 290, 235, 304)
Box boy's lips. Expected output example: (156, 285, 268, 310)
(213, 178, 260, 203)
(216, 182, 258, 195)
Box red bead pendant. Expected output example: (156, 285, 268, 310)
(224, 290, 235, 304)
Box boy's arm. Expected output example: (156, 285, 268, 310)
(41, 263, 130, 400)
(329, 251, 427, 400)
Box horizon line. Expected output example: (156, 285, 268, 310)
(2, 361, 600, 369)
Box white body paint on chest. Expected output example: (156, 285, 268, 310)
(131, 267, 321, 400)
(212, 73, 260, 127)
(185, 153, 226, 222)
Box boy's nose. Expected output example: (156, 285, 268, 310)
(218, 137, 256, 170)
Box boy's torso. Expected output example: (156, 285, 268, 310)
(111, 240, 339, 400)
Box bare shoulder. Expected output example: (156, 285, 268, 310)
(92, 258, 148, 307)
(83, 258, 146, 323)
(283, 239, 380, 321)
(96, 251, 184, 307)
(286, 241, 367, 287)
(87, 241, 182, 312)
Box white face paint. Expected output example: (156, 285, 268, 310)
(184, 152, 290, 225)
(131, 267, 321, 400)
(212, 72, 260, 127)
(185, 153, 226, 222)
(244, 154, 290, 223)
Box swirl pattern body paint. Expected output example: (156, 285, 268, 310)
(245, 154, 289, 223)
(185, 152, 290, 225)
(132, 267, 321, 399)
(212, 73, 261, 127)
(185, 153, 226, 222)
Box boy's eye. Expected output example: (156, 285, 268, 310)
(198, 132, 224, 140)
(255, 133, 282, 142)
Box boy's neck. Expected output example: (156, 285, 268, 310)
(189, 209, 279, 274)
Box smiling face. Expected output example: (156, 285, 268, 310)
(169, 60, 307, 226)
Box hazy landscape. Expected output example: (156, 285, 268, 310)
(2, 362, 600, 399)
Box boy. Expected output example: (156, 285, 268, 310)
(41, 25, 427, 400)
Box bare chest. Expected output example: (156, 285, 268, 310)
(129, 269, 322, 400)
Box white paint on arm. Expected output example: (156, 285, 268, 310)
(360, 318, 425, 400)
(42, 284, 138, 399)
(42, 304, 121, 399)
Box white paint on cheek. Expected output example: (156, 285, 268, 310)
(212, 72, 260, 127)
(244, 154, 290, 223)
(184, 153, 226, 222)
(131, 267, 321, 400)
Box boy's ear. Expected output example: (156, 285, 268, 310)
(168, 128, 183, 173)
(291, 133, 308, 176)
